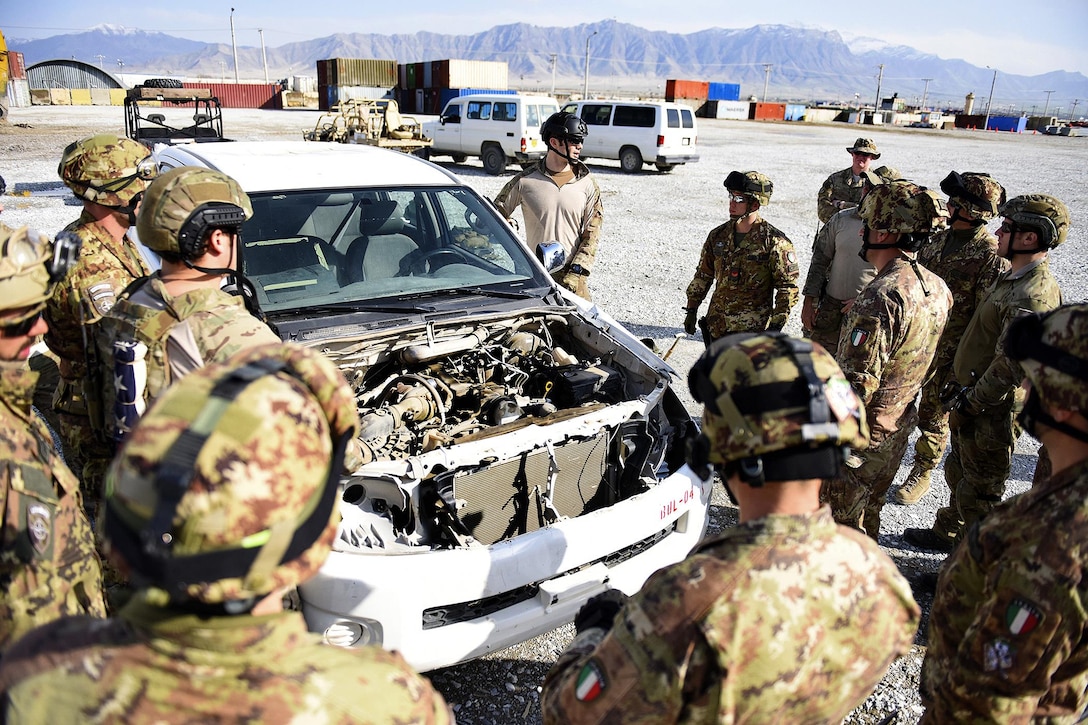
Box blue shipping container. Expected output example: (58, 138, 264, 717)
(708, 82, 741, 102)
(987, 115, 1027, 133)
(785, 104, 806, 121)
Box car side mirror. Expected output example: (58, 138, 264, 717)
(536, 241, 566, 273)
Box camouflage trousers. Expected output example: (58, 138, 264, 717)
(54, 409, 114, 520)
(911, 360, 954, 471)
(823, 411, 916, 541)
(807, 295, 847, 358)
(932, 403, 1017, 540)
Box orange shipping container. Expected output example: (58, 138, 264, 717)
(665, 79, 709, 101)
(750, 102, 786, 121)
(8, 51, 26, 80)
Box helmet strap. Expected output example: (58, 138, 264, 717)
(1019, 387, 1088, 445)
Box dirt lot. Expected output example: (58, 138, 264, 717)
(3, 104, 1086, 724)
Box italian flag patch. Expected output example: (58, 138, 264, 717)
(575, 660, 606, 702)
(850, 328, 870, 347)
(1006, 598, 1042, 635)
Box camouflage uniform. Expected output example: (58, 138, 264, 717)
(0, 595, 452, 724)
(494, 158, 603, 299)
(0, 361, 106, 652)
(541, 506, 919, 723)
(912, 225, 1008, 472)
(685, 218, 799, 340)
(801, 207, 874, 356)
(931, 258, 1061, 540)
(817, 168, 867, 224)
(920, 457, 1088, 722)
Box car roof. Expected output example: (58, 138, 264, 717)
(153, 141, 462, 192)
(452, 93, 557, 102)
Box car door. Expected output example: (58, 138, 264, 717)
(431, 101, 463, 153)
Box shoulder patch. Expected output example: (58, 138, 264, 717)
(849, 327, 870, 347)
(87, 281, 117, 317)
(575, 659, 607, 702)
(983, 638, 1015, 672)
(1005, 598, 1042, 635)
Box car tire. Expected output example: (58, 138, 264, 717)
(482, 145, 508, 175)
(414, 147, 431, 160)
(619, 147, 643, 173)
(451, 153, 468, 163)
(142, 78, 183, 89)
(655, 163, 675, 173)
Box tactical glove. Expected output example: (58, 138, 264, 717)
(574, 589, 629, 634)
(683, 308, 698, 336)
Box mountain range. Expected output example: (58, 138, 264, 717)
(11, 20, 1088, 112)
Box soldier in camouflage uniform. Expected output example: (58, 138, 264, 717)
(94, 167, 279, 443)
(683, 171, 799, 345)
(816, 137, 881, 223)
(920, 303, 1088, 722)
(0, 343, 452, 724)
(894, 172, 1009, 505)
(541, 332, 918, 723)
(904, 195, 1066, 552)
(823, 180, 952, 539)
(801, 165, 900, 356)
(46, 134, 156, 503)
(495, 112, 602, 300)
(0, 225, 106, 653)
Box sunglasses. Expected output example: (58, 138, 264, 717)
(0, 312, 42, 338)
(999, 221, 1018, 234)
(728, 194, 750, 204)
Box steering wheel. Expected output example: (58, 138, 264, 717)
(463, 208, 490, 234)
(398, 247, 472, 276)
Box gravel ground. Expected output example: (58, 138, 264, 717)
(3, 105, 1086, 724)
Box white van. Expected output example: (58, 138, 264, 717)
(561, 100, 699, 173)
(421, 93, 560, 175)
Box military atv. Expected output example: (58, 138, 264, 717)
(124, 82, 231, 147)
(303, 98, 431, 154)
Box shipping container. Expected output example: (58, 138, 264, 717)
(291, 76, 316, 94)
(181, 82, 282, 110)
(785, 104, 806, 121)
(707, 82, 740, 102)
(750, 102, 786, 121)
(426, 59, 509, 91)
(334, 86, 392, 102)
(316, 59, 330, 87)
(8, 51, 26, 80)
(712, 100, 751, 120)
(665, 79, 709, 101)
(955, 114, 986, 129)
(987, 115, 1027, 133)
(319, 58, 397, 88)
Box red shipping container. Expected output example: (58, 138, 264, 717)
(665, 79, 709, 102)
(8, 51, 26, 80)
(317, 59, 330, 87)
(181, 82, 282, 110)
(750, 102, 786, 121)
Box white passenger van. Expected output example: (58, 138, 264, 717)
(561, 99, 699, 173)
(421, 93, 561, 175)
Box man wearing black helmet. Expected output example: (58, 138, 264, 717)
(683, 170, 799, 346)
(495, 111, 603, 300)
(904, 194, 1065, 553)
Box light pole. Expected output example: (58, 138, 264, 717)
(259, 28, 269, 84)
(230, 8, 240, 83)
(920, 78, 933, 110)
(874, 63, 884, 115)
(762, 64, 772, 102)
(1042, 89, 1055, 117)
(1071, 99, 1081, 122)
(983, 66, 997, 130)
(549, 53, 557, 96)
(583, 30, 598, 100)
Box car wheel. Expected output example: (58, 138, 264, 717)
(619, 147, 643, 173)
(655, 163, 675, 173)
(451, 153, 468, 163)
(482, 146, 508, 175)
(414, 147, 431, 159)
(142, 78, 183, 89)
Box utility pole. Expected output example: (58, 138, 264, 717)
(94, 54, 106, 70)
(583, 30, 598, 100)
(1071, 99, 1080, 122)
(983, 67, 997, 130)
(920, 78, 933, 110)
(230, 7, 240, 83)
(259, 28, 269, 83)
(550, 53, 557, 96)
(874, 64, 884, 118)
(1042, 90, 1055, 117)
(762, 64, 772, 102)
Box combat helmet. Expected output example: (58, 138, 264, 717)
(58, 133, 156, 209)
(687, 332, 868, 485)
(724, 170, 773, 206)
(997, 194, 1070, 249)
(541, 111, 588, 144)
(102, 342, 360, 608)
(0, 225, 81, 326)
(860, 165, 902, 187)
(940, 171, 1006, 221)
(137, 167, 252, 259)
(858, 179, 948, 252)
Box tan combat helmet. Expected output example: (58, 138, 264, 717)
(58, 133, 156, 209)
(102, 343, 360, 608)
(1004, 304, 1088, 414)
(686, 332, 868, 484)
(998, 194, 1070, 249)
(859, 179, 948, 238)
(724, 170, 773, 206)
(0, 225, 81, 326)
(940, 171, 1007, 221)
(137, 167, 253, 259)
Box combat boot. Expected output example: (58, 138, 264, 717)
(895, 464, 932, 505)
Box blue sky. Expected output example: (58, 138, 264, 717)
(5, 0, 1087, 77)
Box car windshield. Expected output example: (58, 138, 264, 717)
(240, 185, 549, 312)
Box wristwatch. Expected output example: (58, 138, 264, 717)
(569, 263, 590, 276)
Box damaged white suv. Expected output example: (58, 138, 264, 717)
(152, 141, 713, 671)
